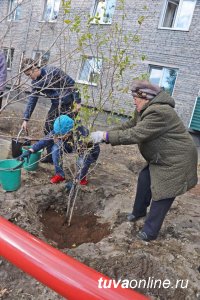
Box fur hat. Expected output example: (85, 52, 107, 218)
(131, 80, 161, 100)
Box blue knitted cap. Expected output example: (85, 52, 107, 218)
(53, 115, 74, 135)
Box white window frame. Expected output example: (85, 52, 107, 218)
(7, 0, 22, 21)
(159, 0, 197, 31)
(77, 56, 103, 86)
(32, 50, 50, 67)
(149, 65, 178, 96)
(3, 48, 15, 70)
(43, 0, 60, 22)
(90, 0, 116, 25)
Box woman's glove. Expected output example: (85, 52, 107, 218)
(90, 131, 108, 143)
(17, 150, 32, 162)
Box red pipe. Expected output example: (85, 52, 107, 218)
(0, 217, 149, 300)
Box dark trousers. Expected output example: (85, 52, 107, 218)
(77, 144, 100, 180)
(132, 165, 175, 239)
(0, 92, 3, 109)
(44, 102, 76, 135)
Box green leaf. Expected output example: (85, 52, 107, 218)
(64, 19, 72, 24)
(141, 54, 146, 61)
(138, 16, 145, 25)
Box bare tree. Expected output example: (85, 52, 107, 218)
(0, 0, 148, 221)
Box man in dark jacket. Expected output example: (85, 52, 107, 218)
(91, 80, 198, 241)
(21, 58, 81, 162)
(0, 51, 7, 110)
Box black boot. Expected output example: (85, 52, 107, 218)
(137, 231, 156, 241)
(127, 213, 146, 222)
(40, 155, 53, 164)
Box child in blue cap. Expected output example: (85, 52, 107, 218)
(18, 115, 100, 184)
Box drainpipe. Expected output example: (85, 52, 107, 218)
(0, 217, 149, 300)
(17, 0, 33, 87)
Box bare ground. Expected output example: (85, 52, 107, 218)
(0, 105, 200, 300)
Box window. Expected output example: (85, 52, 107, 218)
(32, 50, 50, 66)
(8, 0, 22, 21)
(3, 48, 14, 69)
(189, 97, 200, 131)
(160, 0, 196, 30)
(43, 0, 60, 22)
(91, 0, 116, 24)
(149, 66, 178, 95)
(78, 57, 103, 85)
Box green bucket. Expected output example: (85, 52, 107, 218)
(0, 159, 23, 191)
(22, 147, 43, 171)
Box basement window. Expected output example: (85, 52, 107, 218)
(8, 0, 22, 21)
(43, 0, 60, 22)
(77, 56, 103, 86)
(90, 0, 116, 24)
(149, 65, 178, 96)
(160, 0, 196, 30)
(189, 97, 200, 131)
(3, 48, 15, 69)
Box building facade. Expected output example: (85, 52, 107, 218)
(0, 0, 200, 130)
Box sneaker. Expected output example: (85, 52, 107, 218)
(50, 174, 65, 184)
(127, 213, 146, 222)
(80, 177, 88, 186)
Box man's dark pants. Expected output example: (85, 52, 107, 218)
(44, 100, 76, 135)
(132, 165, 175, 239)
(0, 92, 3, 109)
(43, 97, 76, 157)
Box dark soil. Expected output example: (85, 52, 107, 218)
(40, 209, 111, 249)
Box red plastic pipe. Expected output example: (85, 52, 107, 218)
(0, 217, 149, 300)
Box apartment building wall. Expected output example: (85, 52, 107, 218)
(0, 0, 200, 127)
(136, 0, 200, 125)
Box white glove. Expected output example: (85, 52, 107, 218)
(90, 131, 104, 143)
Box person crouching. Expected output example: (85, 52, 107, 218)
(18, 115, 100, 185)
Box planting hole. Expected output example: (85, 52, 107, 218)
(40, 209, 111, 249)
